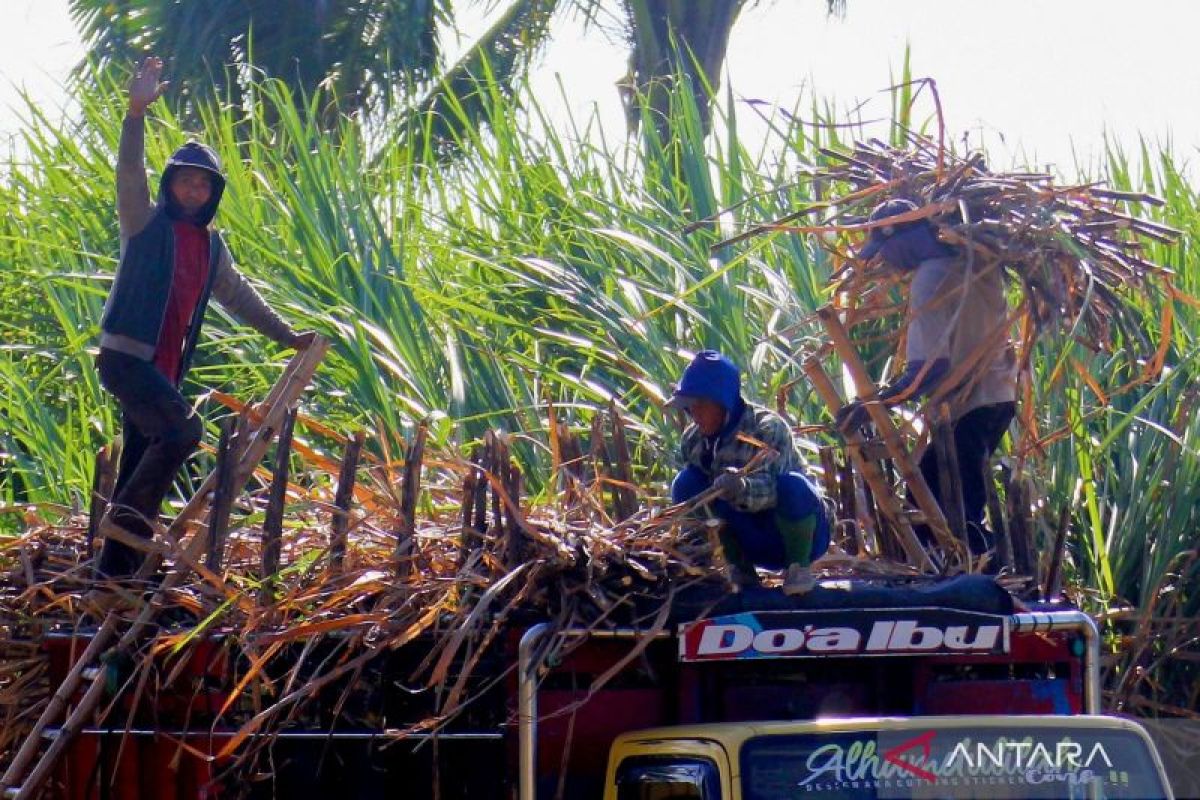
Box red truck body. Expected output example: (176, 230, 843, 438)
(42, 579, 1095, 799)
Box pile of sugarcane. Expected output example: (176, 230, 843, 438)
(723, 130, 1181, 374)
(0, 403, 929, 788)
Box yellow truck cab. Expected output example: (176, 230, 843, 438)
(605, 715, 1173, 799)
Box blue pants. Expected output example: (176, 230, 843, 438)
(672, 465, 830, 570)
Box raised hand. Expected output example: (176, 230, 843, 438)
(127, 56, 168, 117)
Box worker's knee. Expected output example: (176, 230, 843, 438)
(671, 465, 711, 504)
(160, 413, 203, 459)
(776, 472, 830, 559)
(775, 471, 824, 521)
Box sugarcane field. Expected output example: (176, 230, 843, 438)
(2, 3, 1200, 800)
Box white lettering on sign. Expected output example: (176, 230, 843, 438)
(806, 627, 862, 652)
(799, 735, 1117, 788)
(695, 623, 754, 655)
(691, 620, 1001, 658)
(754, 628, 805, 653)
(943, 740, 1114, 773)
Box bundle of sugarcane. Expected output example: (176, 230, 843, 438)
(720, 130, 1182, 376)
(695, 131, 1187, 576)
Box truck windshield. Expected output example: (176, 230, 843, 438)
(616, 756, 721, 800)
(740, 725, 1168, 799)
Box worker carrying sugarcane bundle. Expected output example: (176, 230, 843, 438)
(668, 350, 830, 594)
(834, 199, 1018, 558)
(89, 57, 314, 608)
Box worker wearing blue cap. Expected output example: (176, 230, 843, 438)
(668, 350, 830, 594)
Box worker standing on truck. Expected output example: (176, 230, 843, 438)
(835, 199, 1017, 556)
(90, 57, 313, 604)
(668, 350, 830, 595)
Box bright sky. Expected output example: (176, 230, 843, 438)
(3, 0, 1199, 180)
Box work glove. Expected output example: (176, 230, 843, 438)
(712, 468, 748, 502)
(834, 400, 871, 434)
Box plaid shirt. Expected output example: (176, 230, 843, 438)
(679, 401, 801, 513)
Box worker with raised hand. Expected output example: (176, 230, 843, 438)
(91, 57, 313, 601)
(668, 350, 830, 595)
(835, 199, 1017, 556)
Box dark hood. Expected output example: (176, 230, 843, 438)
(158, 140, 226, 226)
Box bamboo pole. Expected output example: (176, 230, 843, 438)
(329, 431, 365, 571)
(803, 355, 934, 571)
(396, 423, 428, 579)
(206, 417, 237, 572)
(817, 306, 961, 558)
(260, 407, 296, 604)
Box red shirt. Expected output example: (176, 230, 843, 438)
(154, 222, 210, 384)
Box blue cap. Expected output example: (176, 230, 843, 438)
(668, 350, 742, 411)
(858, 198, 922, 261)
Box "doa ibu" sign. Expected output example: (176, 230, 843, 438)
(679, 608, 1010, 661)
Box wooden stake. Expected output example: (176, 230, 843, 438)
(817, 306, 961, 558)
(471, 444, 488, 539)
(1044, 503, 1070, 600)
(206, 417, 237, 573)
(396, 423, 428, 579)
(589, 415, 612, 514)
(260, 407, 296, 602)
(609, 402, 636, 520)
(504, 461, 524, 569)
(486, 430, 507, 539)
(817, 447, 839, 504)
(559, 422, 584, 506)
(803, 355, 935, 571)
(1005, 469, 1034, 578)
(817, 446, 842, 550)
(837, 452, 868, 556)
(85, 446, 113, 556)
(931, 404, 967, 556)
(329, 431, 365, 571)
(983, 461, 1012, 570)
(459, 447, 482, 567)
